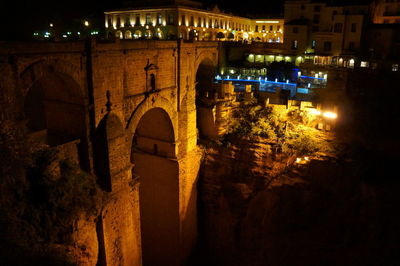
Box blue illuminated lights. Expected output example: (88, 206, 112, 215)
(300, 75, 324, 80)
(222, 78, 297, 86)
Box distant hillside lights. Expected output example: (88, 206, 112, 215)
(32, 19, 100, 40)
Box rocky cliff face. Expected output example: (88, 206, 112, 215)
(195, 139, 400, 266)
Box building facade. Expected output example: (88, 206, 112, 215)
(283, 0, 368, 63)
(104, 0, 284, 42)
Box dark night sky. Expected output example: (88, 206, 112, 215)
(1, 0, 285, 40)
(1, 0, 371, 40)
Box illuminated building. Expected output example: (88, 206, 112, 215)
(104, 0, 284, 42)
(283, 0, 368, 63)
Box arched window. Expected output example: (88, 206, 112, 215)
(134, 30, 142, 39)
(116, 31, 123, 39)
(125, 30, 132, 39)
(144, 30, 152, 39)
(150, 74, 156, 91)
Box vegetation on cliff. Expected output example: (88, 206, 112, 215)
(195, 95, 400, 266)
(220, 99, 337, 160)
(0, 120, 103, 265)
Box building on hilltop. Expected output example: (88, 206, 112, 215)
(283, 0, 369, 66)
(104, 0, 284, 42)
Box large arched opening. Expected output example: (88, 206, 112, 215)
(131, 107, 180, 266)
(24, 72, 86, 147)
(195, 58, 218, 139)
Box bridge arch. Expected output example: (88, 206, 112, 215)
(20, 60, 83, 96)
(94, 112, 126, 191)
(131, 107, 180, 266)
(23, 70, 86, 146)
(194, 55, 218, 139)
(126, 95, 178, 149)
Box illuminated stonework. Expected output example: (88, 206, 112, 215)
(104, 0, 284, 42)
(284, 0, 367, 56)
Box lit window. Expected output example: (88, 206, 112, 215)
(146, 14, 152, 25)
(392, 64, 399, 71)
(312, 40, 316, 48)
(360, 61, 368, 67)
(349, 59, 355, 68)
(292, 40, 298, 49)
(157, 14, 162, 25)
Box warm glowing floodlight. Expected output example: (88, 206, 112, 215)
(309, 109, 321, 115)
(323, 112, 337, 119)
(84, 20, 90, 27)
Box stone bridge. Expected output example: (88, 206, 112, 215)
(0, 39, 222, 265)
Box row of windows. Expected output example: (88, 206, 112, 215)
(291, 22, 357, 34)
(291, 40, 356, 51)
(108, 13, 175, 27)
(180, 15, 250, 31)
(255, 25, 281, 32)
(300, 5, 321, 12)
(108, 12, 257, 31)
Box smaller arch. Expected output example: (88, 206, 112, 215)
(189, 30, 198, 41)
(179, 29, 187, 40)
(195, 57, 218, 140)
(216, 32, 225, 40)
(94, 112, 126, 192)
(125, 30, 132, 39)
(24, 72, 85, 144)
(132, 107, 175, 158)
(144, 29, 153, 39)
(116, 30, 123, 39)
(133, 30, 142, 39)
(126, 96, 178, 152)
(203, 32, 211, 41)
(156, 31, 163, 39)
